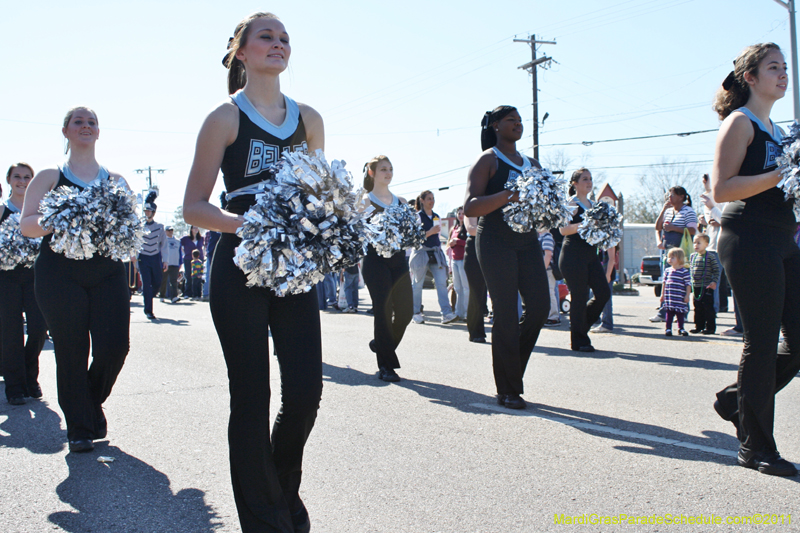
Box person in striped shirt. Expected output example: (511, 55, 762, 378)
(689, 234, 720, 334)
(138, 191, 168, 320)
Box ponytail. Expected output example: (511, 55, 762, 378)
(568, 167, 590, 196)
(223, 12, 281, 95)
(480, 105, 517, 151)
(712, 43, 781, 120)
(417, 190, 432, 211)
(362, 155, 391, 192)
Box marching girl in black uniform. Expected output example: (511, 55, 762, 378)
(0, 163, 47, 405)
(360, 155, 413, 383)
(182, 12, 324, 532)
(21, 107, 131, 453)
(558, 168, 611, 353)
(463, 106, 549, 410)
(710, 43, 800, 476)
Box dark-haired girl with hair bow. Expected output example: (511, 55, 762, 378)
(183, 12, 324, 532)
(709, 43, 800, 477)
(0, 163, 47, 406)
(20, 106, 131, 454)
(360, 155, 413, 382)
(558, 168, 611, 352)
(464, 106, 549, 410)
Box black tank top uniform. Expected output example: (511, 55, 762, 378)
(0, 200, 28, 272)
(366, 191, 402, 258)
(0, 199, 17, 223)
(563, 198, 596, 253)
(478, 147, 537, 242)
(722, 107, 795, 232)
(223, 91, 308, 216)
(38, 166, 121, 268)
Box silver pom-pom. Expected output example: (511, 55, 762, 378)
(39, 179, 147, 261)
(364, 203, 425, 258)
(0, 213, 41, 270)
(502, 167, 573, 232)
(577, 201, 623, 250)
(777, 120, 800, 221)
(234, 149, 369, 296)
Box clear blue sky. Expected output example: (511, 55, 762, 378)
(1, 0, 794, 225)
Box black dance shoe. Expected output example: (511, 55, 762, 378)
(501, 394, 527, 410)
(69, 439, 95, 453)
(145, 312, 156, 320)
(7, 396, 26, 406)
(738, 449, 798, 477)
(577, 345, 595, 353)
(689, 328, 703, 334)
(378, 367, 401, 383)
(25, 383, 43, 399)
(469, 337, 486, 343)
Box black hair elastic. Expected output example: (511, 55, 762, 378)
(222, 36, 234, 67)
(722, 71, 736, 91)
(480, 112, 492, 130)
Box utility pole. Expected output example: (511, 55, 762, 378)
(514, 34, 556, 159)
(773, 0, 800, 120)
(134, 166, 166, 191)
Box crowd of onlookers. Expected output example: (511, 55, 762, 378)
(126, 224, 220, 303)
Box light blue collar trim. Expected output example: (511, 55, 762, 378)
(571, 195, 593, 210)
(60, 164, 109, 188)
(492, 147, 531, 172)
(231, 91, 299, 140)
(5, 200, 21, 213)
(737, 107, 783, 143)
(368, 191, 398, 209)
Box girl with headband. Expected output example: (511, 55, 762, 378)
(182, 12, 324, 531)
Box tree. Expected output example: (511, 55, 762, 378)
(541, 148, 573, 175)
(623, 158, 703, 224)
(171, 205, 189, 236)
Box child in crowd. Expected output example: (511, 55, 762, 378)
(190, 249, 204, 301)
(689, 234, 720, 334)
(660, 247, 691, 337)
(538, 228, 560, 326)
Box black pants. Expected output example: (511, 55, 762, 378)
(463, 236, 487, 340)
(162, 265, 180, 298)
(0, 267, 47, 399)
(559, 239, 610, 349)
(477, 227, 549, 396)
(362, 249, 413, 370)
(138, 253, 162, 315)
(210, 234, 322, 533)
(35, 244, 130, 441)
(715, 222, 800, 454)
(693, 287, 716, 332)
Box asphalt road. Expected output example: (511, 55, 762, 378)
(1, 287, 798, 532)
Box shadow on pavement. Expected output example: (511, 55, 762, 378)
(536, 345, 738, 371)
(0, 395, 65, 455)
(323, 363, 501, 415)
(49, 444, 222, 532)
(527, 403, 800, 483)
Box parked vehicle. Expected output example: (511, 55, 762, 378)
(638, 255, 663, 297)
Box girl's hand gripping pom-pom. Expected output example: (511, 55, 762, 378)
(234, 149, 370, 296)
(364, 203, 425, 258)
(39, 179, 146, 261)
(777, 120, 800, 221)
(502, 167, 574, 233)
(577, 201, 623, 250)
(0, 213, 41, 270)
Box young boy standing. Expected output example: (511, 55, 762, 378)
(689, 234, 720, 334)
